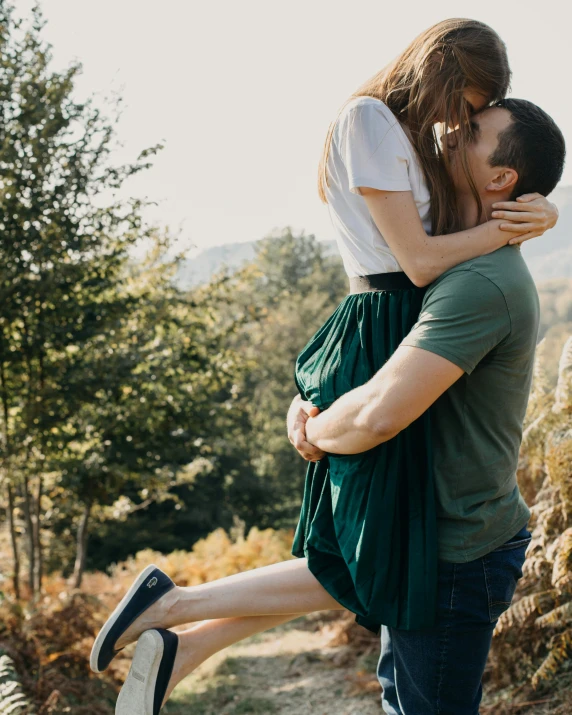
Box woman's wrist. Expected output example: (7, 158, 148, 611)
(482, 218, 511, 252)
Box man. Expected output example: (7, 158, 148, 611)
(287, 98, 566, 714)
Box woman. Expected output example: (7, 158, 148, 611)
(91, 19, 557, 713)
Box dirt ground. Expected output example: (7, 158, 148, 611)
(162, 615, 383, 715)
(113, 611, 569, 715)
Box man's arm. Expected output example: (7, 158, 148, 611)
(302, 268, 511, 456)
(304, 345, 463, 454)
(287, 395, 325, 461)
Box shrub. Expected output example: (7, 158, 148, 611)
(0, 525, 295, 712)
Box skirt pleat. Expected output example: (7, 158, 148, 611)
(292, 287, 438, 633)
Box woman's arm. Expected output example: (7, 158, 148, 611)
(492, 193, 559, 245)
(360, 188, 556, 287)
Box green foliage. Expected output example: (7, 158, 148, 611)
(0, 0, 349, 583)
(0, 1, 252, 588)
(211, 227, 347, 528)
(94, 227, 348, 561)
(0, 0, 166, 593)
(89, 231, 345, 564)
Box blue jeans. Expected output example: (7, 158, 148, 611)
(377, 524, 532, 714)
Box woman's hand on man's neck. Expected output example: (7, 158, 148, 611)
(458, 192, 509, 231)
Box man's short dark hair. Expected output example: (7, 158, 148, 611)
(489, 98, 566, 199)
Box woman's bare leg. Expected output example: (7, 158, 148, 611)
(161, 614, 303, 705)
(117, 558, 343, 649)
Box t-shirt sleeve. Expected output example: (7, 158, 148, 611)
(340, 101, 412, 195)
(400, 270, 511, 375)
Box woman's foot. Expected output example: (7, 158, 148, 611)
(115, 629, 179, 715)
(116, 615, 306, 712)
(90, 564, 176, 673)
(94, 556, 341, 673)
(115, 586, 179, 651)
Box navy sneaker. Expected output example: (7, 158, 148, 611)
(115, 629, 179, 714)
(90, 564, 175, 673)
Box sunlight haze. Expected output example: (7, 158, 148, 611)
(19, 0, 572, 258)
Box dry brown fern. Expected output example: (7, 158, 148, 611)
(488, 338, 572, 694)
(554, 336, 572, 413)
(495, 590, 558, 636)
(551, 528, 572, 588)
(545, 440, 572, 519)
(535, 600, 572, 629)
(531, 628, 572, 688)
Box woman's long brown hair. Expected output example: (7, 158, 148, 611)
(318, 18, 511, 235)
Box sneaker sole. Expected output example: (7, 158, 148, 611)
(115, 630, 164, 715)
(90, 563, 159, 673)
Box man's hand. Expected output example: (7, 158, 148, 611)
(287, 394, 326, 462)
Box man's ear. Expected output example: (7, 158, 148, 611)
(486, 168, 518, 194)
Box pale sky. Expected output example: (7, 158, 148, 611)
(18, 0, 572, 258)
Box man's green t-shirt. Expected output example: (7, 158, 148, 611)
(401, 245, 539, 562)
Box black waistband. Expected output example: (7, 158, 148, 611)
(349, 272, 415, 293)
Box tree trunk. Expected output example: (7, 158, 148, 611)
(6, 482, 20, 600)
(73, 500, 92, 589)
(21, 474, 36, 597)
(33, 474, 43, 594)
(20, 319, 39, 598)
(35, 340, 46, 595)
(0, 333, 20, 599)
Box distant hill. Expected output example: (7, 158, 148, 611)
(521, 185, 572, 281)
(175, 241, 262, 289)
(176, 186, 572, 289)
(175, 237, 339, 290)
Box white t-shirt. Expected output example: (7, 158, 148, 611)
(325, 96, 432, 277)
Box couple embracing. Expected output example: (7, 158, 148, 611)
(89, 18, 566, 714)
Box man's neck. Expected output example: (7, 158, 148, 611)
(458, 192, 509, 230)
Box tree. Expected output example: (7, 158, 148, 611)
(0, 2, 350, 590)
(57, 238, 248, 587)
(0, 1, 161, 596)
(207, 227, 347, 527)
(77, 228, 347, 568)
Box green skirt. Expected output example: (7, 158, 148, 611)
(292, 285, 438, 633)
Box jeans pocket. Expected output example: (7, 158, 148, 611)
(482, 538, 530, 623)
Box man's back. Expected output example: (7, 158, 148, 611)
(402, 245, 540, 562)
